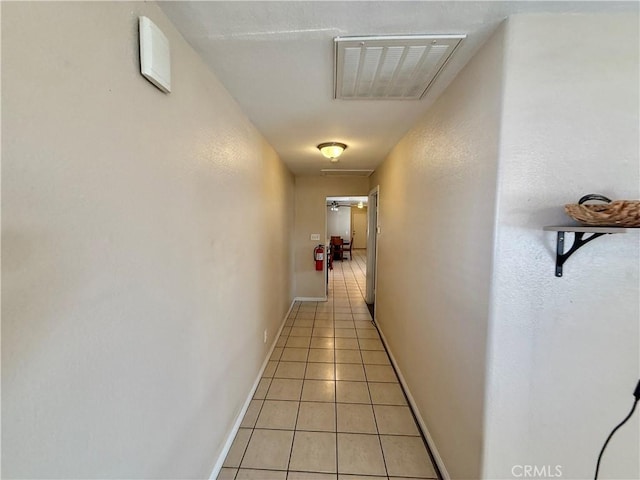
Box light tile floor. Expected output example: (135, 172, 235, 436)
(219, 250, 439, 480)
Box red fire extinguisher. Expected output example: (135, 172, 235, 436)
(314, 245, 324, 271)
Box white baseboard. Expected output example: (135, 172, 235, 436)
(376, 325, 450, 480)
(294, 296, 327, 302)
(208, 300, 296, 480)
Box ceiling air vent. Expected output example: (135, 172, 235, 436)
(321, 169, 374, 177)
(334, 34, 465, 100)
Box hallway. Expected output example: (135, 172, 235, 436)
(218, 250, 438, 480)
(4, 4, 638, 479)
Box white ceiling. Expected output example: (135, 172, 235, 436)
(160, 1, 636, 175)
(327, 196, 368, 205)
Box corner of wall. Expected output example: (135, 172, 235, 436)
(369, 17, 509, 479)
(481, 13, 640, 479)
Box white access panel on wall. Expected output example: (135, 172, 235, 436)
(139, 16, 171, 93)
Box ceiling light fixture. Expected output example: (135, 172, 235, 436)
(317, 142, 347, 162)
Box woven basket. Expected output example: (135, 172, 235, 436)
(565, 194, 640, 227)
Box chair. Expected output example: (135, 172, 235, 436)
(343, 237, 353, 260)
(330, 236, 344, 261)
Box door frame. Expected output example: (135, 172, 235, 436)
(365, 185, 379, 309)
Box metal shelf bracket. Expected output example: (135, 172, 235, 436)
(543, 226, 628, 277)
(553, 231, 605, 277)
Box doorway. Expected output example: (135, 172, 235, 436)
(325, 196, 369, 297)
(326, 195, 369, 255)
(365, 186, 379, 319)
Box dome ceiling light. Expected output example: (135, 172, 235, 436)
(317, 142, 347, 162)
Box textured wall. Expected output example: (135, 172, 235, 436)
(368, 24, 506, 480)
(483, 14, 639, 479)
(293, 176, 369, 298)
(1, 2, 294, 478)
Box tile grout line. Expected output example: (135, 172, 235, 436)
(228, 302, 303, 478)
(346, 253, 384, 479)
(285, 301, 316, 477)
(362, 350, 390, 479)
(331, 263, 339, 477)
(233, 426, 420, 437)
(356, 254, 391, 479)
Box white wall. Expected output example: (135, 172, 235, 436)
(1, 2, 294, 478)
(327, 205, 351, 240)
(369, 23, 506, 480)
(483, 14, 639, 480)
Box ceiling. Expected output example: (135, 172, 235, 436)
(327, 196, 368, 206)
(160, 1, 636, 175)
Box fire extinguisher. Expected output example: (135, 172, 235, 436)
(314, 245, 324, 271)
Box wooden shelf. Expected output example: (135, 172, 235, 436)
(543, 226, 628, 277)
(544, 225, 628, 233)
